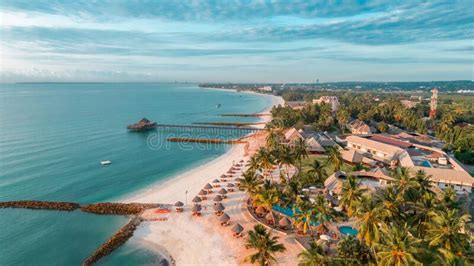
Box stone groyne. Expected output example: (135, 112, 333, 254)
(167, 137, 245, 144)
(80, 202, 161, 215)
(193, 122, 264, 127)
(220, 113, 269, 117)
(82, 216, 143, 266)
(0, 200, 80, 211)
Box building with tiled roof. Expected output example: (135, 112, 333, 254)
(347, 119, 372, 135)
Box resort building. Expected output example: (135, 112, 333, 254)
(345, 134, 474, 193)
(325, 168, 393, 196)
(306, 137, 325, 154)
(285, 101, 306, 110)
(347, 119, 372, 135)
(312, 96, 339, 112)
(257, 86, 272, 92)
(400, 100, 418, 109)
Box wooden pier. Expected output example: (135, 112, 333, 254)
(155, 123, 261, 133)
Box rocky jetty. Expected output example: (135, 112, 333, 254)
(82, 216, 143, 266)
(80, 202, 160, 215)
(0, 200, 79, 211)
(127, 118, 157, 132)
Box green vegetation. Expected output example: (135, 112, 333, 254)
(244, 224, 286, 266)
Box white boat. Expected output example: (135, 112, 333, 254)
(100, 160, 112, 165)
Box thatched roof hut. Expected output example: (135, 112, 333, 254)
(213, 195, 222, 202)
(204, 183, 213, 190)
(316, 224, 328, 234)
(218, 188, 228, 195)
(212, 179, 220, 183)
(219, 213, 230, 223)
(192, 196, 202, 203)
(255, 206, 266, 216)
(192, 204, 202, 212)
(198, 190, 207, 196)
(226, 183, 235, 187)
(231, 223, 243, 234)
(213, 203, 225, 212)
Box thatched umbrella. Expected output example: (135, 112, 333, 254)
(231, 223, 244, 237)
(198, 189, 207, 200)
(278, 216, 291, 230)
(204, 183, 213, 193)
(174, 201, 184, 212)
(316, 224, 328, 234)
(265, 211, 276, 225)
(239, 159, 244, 163)
(192, 196, 202, 204)
(218, 188, 228, 198)
(192, 204, 202, 216)
(219, 213, 230, 226)
(213, 195, 222, 204)
(212, 179, 220, 187)
(220, 174, 227, 178)
(213, 202, 225, 215)
(227, 170, 235, 174)
(226, 183, 235, 192)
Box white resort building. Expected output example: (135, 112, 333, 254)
(344, 134, 473, 193)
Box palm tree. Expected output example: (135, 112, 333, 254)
(339, 175, 366, 217)
(355, 195, 381, 248)
(247, 156, 261, 172)
(375, 224, 422, 266)
(326, 146, 343, 172)
(238, 170, 263, 198)
(298, 242, 326, 266)
(393, 167, 419, 202)
(441, 186, 459, 209)
(275, 145, 295, 181)
(426, 208, 471, 259)
(293, 138, 308, 170)
(256, 148, 275, 179)
(307, 160, 328, 185)
(253, 187, 279, 213)
(413, 170, 434, 198)
(293, 199, 315, 235)
(313, 195, 334, 228)
(336, 108, 349, 133)
(266, 129, 283, 152)
(374, 186, 403, 224)
(245, 224, 286, 266)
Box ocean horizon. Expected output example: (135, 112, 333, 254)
(0, 83, 274, 265)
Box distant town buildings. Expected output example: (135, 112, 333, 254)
(312, 96, 339, 112)
(257, 86, 272, 92)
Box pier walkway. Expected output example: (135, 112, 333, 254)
(155, 124, 262, 133)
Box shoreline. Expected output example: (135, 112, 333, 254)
(124, 89, 283, 265)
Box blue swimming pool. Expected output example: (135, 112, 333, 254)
(421, 160, 432, 168)
(272, 205, 322, 226)
(339, 226, 358, 236)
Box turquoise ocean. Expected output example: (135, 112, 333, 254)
(0, 83, 273, 265)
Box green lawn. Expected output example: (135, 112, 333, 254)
(300, 154, 354, 177)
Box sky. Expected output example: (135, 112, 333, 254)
(0, 0, 473, 83)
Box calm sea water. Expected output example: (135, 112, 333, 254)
(0, 83, 272, 265)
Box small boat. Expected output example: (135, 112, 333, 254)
(216, 104, 221, 108)
(100, 160, 112, 165)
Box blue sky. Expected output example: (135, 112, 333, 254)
(0, 0, 473, 82)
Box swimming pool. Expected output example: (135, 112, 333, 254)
(421, 160, 432, 168)
(339, 226, 358, 236)
(272, 205, 321, 226)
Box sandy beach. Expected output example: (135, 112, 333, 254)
(125, 91, 287, 265)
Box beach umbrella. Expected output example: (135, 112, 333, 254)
(278, 217, 291, 228)
(226, 183, 234, 187)
(192, 196, 202, 203)
(231, 223, 243, 234)
(239, 159, 244, 163)
(174, 201, 184, 207)
(320, 234, 331, 241)
(213, 195, 222, 202)
(192, 204, 202, 212)
(213, 203, 225, 212)
(219, 213, 230, 223)
(212, 179, 220, 183)
(198, 190, 207, 196)
(204, 183, 213, 190)
(265, 211, 276, 224)
(220, 174, 227, 178)
(218, 188, 228, 195)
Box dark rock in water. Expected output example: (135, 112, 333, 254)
(127, 118, 157, 132)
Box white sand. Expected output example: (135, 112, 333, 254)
(125, 91, 285, 265)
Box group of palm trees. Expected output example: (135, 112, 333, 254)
(332, 168, 472, 265)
